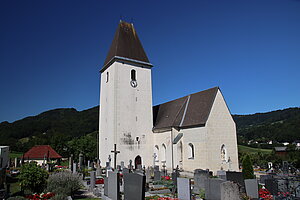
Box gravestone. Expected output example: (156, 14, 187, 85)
(72, 163, 77, 173)
(259, 174, 272, 184)
(177, 178, 191, 200)
(295, 185, 300, 198)
(96, 159, 101, 176)
(205, 178, 226, 200)
(124, 172, 146, 200)
(121, 161, 125, 169)
(79, 153, 83, 170)
(107, 171, 120, 200)
(69, 154, 73, 170)
(104, 177, 108, 196)
(128, 159, 133, 171)
(217, 170, 226, 180)
(245, 179, 259, 199)
(277, 179, 288, 193)
(89, 171, 96, 191)
(123, 168, 130, 174)
(154, 171, 161, 181)
(87, 160, 91, 169)
(145, 169, 152, 183)
(194, 169, 210, 193)
(282, 161, 289, 174)
(14, 157, 18, 168)
(220, 181, 240, 200)
(117, 165, 121, 172)
(154, 165, 159, 172)
(265, 178, 278, 195)
(172, 171, 179, 186)
(136, 164, 142, 170)
(226, 171, 245, 188)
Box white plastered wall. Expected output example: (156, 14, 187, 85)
(205, 89, 239, 173)
(99, 61, 153, 168)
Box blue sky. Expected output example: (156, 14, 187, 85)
(0, 0, 299, 123)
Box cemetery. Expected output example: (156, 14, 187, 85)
(0, 151, 300, 200)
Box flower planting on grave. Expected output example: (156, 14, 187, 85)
(259, 188, 273, 200)
(145, 196, 179, 200)
(26, 192, 55, 200)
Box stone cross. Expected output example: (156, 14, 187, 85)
(111, 144, 120, 170)
(153, 153, 157, 167)
(108, 155, 112, 167)
(129, 159, 133, 171)
(228, 157, 232, 171)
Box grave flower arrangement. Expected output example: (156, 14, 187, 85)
(95, 178, 104, 184)
(26, 192, 55, 200)
(258, 188, 273, 200)
(146, 196, 179, 200)
(161, 176, 171, 180)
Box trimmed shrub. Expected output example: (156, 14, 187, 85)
(7, 197, 27, 200)
(46, 171, 82, 197)
(19, 162, 48, 193)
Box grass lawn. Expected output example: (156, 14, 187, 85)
(238, 145, 272, 155)
(10, 151, 23, 159)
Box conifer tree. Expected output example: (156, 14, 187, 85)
(242, 154, 255, 179)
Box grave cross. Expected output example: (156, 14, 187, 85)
(111, 143, 120, 170)
(153, 153, 157, 167)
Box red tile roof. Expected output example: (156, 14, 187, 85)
(22, 145, 62, 159)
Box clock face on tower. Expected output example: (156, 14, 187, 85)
(130, 80, 138, 88)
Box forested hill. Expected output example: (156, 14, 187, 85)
(0, 106, 299, 153)
(233, 107, 300, 143)
(0, 106, 99, 153)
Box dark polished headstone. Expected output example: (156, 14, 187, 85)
(154, 171, 161, 181)
(226, 171, 245, 188)
(154, 165, 159, 171)
(265, 178, 278, 195)
(259, 175, 272, 184)
(124, 172, 146, 200)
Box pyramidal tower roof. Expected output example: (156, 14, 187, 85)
(101, 21, 152, 72)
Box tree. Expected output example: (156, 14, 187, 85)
(19, 162, 48, 193)
(242, 154, 255, 179)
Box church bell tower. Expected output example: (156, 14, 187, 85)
(99, 21, 153, 168)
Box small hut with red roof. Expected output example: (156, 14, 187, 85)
(22, 145, 62, 165)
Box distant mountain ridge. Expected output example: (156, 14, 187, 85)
(0, 106, 299, 152)
(233, 107, 300, 143)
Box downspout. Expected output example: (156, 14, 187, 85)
(171, 128, 174, 171)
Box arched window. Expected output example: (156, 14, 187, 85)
(161, 144, 166, 162)
(131, 69, 136, 81)
(154, 145, 159, 161)
(177, 141, 183, 162)
(106, 72, 109, 83)
(221, 144, 227, 162)
(188, 143, 194, 159)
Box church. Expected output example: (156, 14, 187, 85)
(99, 21, 239, 174)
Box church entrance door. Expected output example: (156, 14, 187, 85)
(134, 155, 142, 169)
